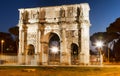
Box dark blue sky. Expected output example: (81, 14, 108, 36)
(0, 0, 120, 35)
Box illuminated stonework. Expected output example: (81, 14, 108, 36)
(18, 3, 91, 65)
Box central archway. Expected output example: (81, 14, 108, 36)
(48, 33, 60, 65)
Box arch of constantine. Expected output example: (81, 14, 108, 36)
(18, 3, 91, 65)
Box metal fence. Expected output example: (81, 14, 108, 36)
(90, 55, 101, 65)
(0, 54, 18, 65)
(0, 54, 100, 65)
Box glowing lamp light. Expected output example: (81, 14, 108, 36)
(95, 41, 104, 65)
(51, 46, 58, 53)
(96, 41, 103, 48)
(1, 40, 4, 43)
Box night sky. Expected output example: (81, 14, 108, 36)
(0, 0, 120, 35)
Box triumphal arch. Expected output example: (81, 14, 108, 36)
(18, 3, 91, 65)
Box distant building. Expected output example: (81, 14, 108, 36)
(18, 3, 91, 65)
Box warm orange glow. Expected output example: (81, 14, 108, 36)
(1, 40, 4, 43)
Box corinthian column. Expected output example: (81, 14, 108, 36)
(36, 28, 41, 64)
(79, 22, 90, 65)
(60, 26, 70, 65)
(18, 25, 27, 65)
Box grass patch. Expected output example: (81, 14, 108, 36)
(0, 66, 120, 76)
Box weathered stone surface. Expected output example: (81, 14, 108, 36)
(18, 3, 91, 65)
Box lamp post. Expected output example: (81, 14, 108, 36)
(1, 40, 4, 54)
(96, 41, 103, 65)
(108, 47, 110, 63)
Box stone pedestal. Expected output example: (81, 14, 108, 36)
(18, 54, 26, 65)
(61, 52, 69, 65)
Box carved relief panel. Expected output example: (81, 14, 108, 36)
(28, 9, 40, 23)
(27, 32, 37, 47)
(66, 30, 76, 38)
(66, 30, 78, 47)
(29, 10, 39, 19)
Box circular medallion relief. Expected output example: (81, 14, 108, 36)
(74, 31, 78, 37)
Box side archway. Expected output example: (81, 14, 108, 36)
(71, 43, 79, 65)
(27, 44, 35, 55)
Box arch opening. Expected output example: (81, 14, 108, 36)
(48, 33, 60, 65)
(71, 43, 79, 65)
(27, 44, 35, 55)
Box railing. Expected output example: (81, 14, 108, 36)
(0, 54, 101, 65)
(0, 54, 18, 65)
(90, 55, 101, 65)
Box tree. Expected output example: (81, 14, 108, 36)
(90, 32, 108, 56)
(8, 26, 19, 53)
(0, 32, 14, 53)
(90, 32, 119, 61)
(90, 32, 107, 43)
(90, 32, 119, 44)
(91, 17, 120, 62)
(107, 17, 120, 33)
(8, 26, 19, 38)
(106, 17, 120, 62)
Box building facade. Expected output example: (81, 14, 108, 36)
(18, 3, 91, 65)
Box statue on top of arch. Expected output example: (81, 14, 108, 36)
(20, 10, 28, 23)
(29, 10, 39, 19)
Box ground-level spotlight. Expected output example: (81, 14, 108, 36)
(50, 46, 59, 54)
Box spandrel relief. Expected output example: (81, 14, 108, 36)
(66, 30, 74, 38)
(74, 30, 78, 37)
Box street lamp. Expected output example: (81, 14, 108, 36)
(1, 40, 4, 54)
(95, 41, 103, 65)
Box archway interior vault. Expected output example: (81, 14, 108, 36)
(48, 33, 60, 64)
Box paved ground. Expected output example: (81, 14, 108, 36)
(0, 65, 120, 76)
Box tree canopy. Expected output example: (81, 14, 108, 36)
(91, 17, 120, 62)
(8, 26, 19, 53)
(107, 17, 120, 33)
(8, 26, 19, 37)
(0, 32, 15, 53)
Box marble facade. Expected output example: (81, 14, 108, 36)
(18, 3, 91, 65)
